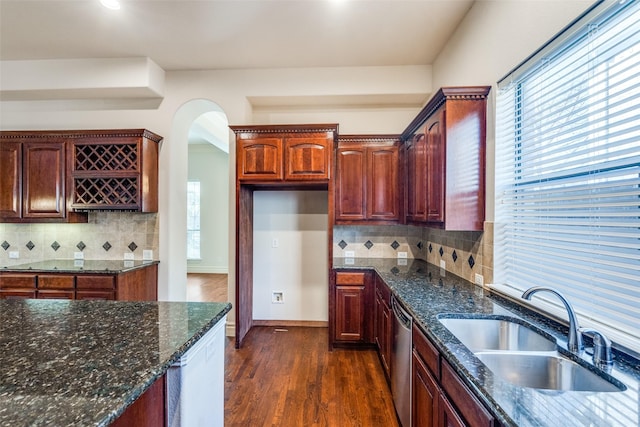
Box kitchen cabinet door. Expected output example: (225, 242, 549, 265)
(406, 133, 427, 223)
(237, 138, 283, 181)
(335, 285, 366, 342)
(22, 141, 66, 220)
(335, 147, 367, 221)
(367, 144, 400, 221)
(0, 141, 21, 219)
(425, 108, 445, 223)
(284, 137, 330, 180)
(439, 394, 466, 427)
(374, 276, 392, 377)
(413, 349, 439, 427)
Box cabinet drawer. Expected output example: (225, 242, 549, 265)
(335, 271, 366, 285)
(441, 360, 495, 427)
(76, 275, 115, 290)
(0, 290, 36, 299)
(76, 290, 115, 300)
(37, 290, 75, 300)
(0, 274, 36, 289)
(413, 324, 440, 379)
(38, 275, 75, 289)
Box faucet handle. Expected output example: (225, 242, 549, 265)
(580, 327, 613, 368)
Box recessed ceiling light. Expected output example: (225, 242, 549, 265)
(100, 0, 121, 10)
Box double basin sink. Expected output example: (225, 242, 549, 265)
(438, 316, 626, 392)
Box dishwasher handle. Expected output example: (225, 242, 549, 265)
(392, 296, 412, 330)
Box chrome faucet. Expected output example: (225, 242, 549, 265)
(521, 286, 584, 353)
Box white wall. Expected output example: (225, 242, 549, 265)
(431, 0, 593, 222)
(252, 191, 328, 322)
(187, 144, 229, 273)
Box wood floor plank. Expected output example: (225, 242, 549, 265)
(187, 273, 228, 302)
(224, 326, 400, 427)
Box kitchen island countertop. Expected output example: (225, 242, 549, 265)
(0, 299, 231, 426)
(334, 257, 640, 427)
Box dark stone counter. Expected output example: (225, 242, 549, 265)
(1, 259, 159, 273)
(0, 299, 231, 426)
(334, 258, 640, 427)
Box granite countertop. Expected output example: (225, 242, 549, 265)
(1, 259, 159, 273)
(334, 258, 640, 427)
(0, 299, 231, 426)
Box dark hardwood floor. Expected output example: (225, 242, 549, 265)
(224, 326, 400, 427)
(186, 273, 228, 302)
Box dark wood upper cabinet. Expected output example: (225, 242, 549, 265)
(335, 135, 402, 224)
(237, 138, 283, 181)
(22, 141, 66, 219)
(0, 134, 86, 223)
(335, 146, 366, 220)
(69, 129, 162, 212)
(0, 141, 22, 219)
(284, 137, 331, 181)
(231, 124, 337, 184)
(425, 108, 445, 223)
(1, 129, 161, 221)
(402, 86, 490, 231)
(406, 133, 427, 222)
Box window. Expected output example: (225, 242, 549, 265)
(187, 181, 201, 260)
(495, 0, 640, 352)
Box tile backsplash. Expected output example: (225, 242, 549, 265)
(333, 222, 494, 284)
(0, 212, 159, 267)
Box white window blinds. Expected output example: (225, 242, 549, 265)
(495, 0, 640, 352)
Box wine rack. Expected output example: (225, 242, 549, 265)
(69, 129, 161, 212)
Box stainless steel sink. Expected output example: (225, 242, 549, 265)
(438, 315, 626, 393)
(475, 351, 626, 392)
(438, 317, 557, 352)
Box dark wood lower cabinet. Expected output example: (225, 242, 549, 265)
(375, 276, 392, 378)
(333, 270, 374, 345)
(412, 324, 496, 427)
(111, 375, 165, 427)
(413, 349, 439, 427)
(0, 264, 157, 301)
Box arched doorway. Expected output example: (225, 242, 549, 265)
(160, 99, 231, 304)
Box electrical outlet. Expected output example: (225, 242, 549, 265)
(397, 251, 407, 259)
(344, 250, 355, 258)
(272, 238, 279, 248)
(272, 291, 284, 304)
(475, 273, 484, 287)
(143, 250, 153, 260)
(124, 253, 134, 260)
(9, 251, 19, 259)
(440, 260, 446, 269)
(74, 252, 84, 260)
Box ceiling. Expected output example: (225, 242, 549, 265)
(0, 0, 475, 71)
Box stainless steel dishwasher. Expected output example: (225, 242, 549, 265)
(391, 295, 412, 427)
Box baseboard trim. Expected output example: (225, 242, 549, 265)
(186, 266, 229, 274)
(252, 320, 328, 328)
(226, 322, 236, 337)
